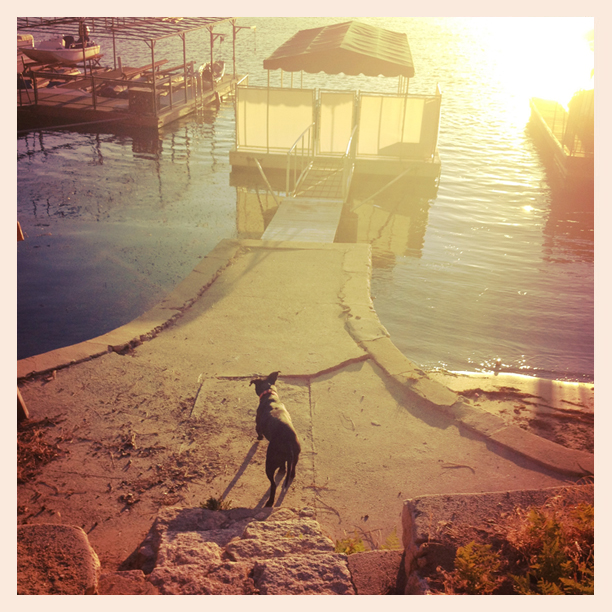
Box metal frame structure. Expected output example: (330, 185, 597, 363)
(18, 17, 253, 123)
(17, 17, 241, 69)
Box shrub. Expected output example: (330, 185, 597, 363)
(440, 541, 504, 594)
(437, 498, 594, 595)
(510, 503, 594, 594)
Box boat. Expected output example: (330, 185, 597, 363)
(21, 35, 100, 65)
(529, 90, 593, 186)
(17, 34, 34, 49)
(199, 60, 225, 85)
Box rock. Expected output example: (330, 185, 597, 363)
(346, 549, 405, 594)
(253, 553, 355, 594)
(149, 561, 257, 595)
(226, 518, 335, 561)
(98, 570, 159, 594)
(17, 524, 101, 595)
(156, 534, 223, 568)
(153, 506, 230, 534)
(121, 506, 257, 573)
(123, 506, 355, 595)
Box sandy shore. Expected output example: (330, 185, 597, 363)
(427, 370, 594, 453)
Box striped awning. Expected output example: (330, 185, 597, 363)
(263, 21, 415, 78)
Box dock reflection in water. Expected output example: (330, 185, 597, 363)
(233, 169, 436, 268)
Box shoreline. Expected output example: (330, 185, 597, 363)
(18, 238, 594, 459)
(426, 369, 593, 454)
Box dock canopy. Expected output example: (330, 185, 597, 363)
(262, 21, 415, 78)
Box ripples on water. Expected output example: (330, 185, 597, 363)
(17, 17, 593, 381)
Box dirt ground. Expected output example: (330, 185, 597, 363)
(17, 354, 316, 570)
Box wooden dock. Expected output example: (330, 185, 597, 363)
(18, 60, 241, 130)
(261, 198, 345, 242)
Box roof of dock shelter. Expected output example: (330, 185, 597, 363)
(16, 17, 234, 42)
(262, 21, 415, 78)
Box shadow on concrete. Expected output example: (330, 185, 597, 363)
(366, 360, 458, 432)
(221, 441, 260, 500)
(255, 468, 293, 509)
(169, 243, 282, 332)
(370, 360, 582, 481)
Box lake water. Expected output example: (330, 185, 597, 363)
(17, 17, 594, 382)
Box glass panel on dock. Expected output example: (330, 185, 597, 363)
(235, 86, 315, 151)
(318, 92, 355, 155)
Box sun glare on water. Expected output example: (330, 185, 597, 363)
(460, 17, 594, 122)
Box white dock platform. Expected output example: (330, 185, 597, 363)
(261, 198, 344, 243)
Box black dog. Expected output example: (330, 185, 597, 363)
(250, 371, 301, 507)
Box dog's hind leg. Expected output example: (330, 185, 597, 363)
(265, 458, 278, 508)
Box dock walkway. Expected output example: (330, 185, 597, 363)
(18, 238, 593, 571)
(261, 198, 344, 242)
(261, 158, 348, 242)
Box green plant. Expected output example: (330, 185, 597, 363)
(335, 532, 368, 555)
(437, 499, 594, 595)
(201, 496, 232, 511)
(510, 503, 594, 595)
(441, 541, 504, 595)
(380, 527, 401, 550)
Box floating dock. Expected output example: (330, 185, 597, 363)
(230, 20, 442, 210)
(230, 21, 442, 244)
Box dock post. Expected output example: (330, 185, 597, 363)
(18, 388, 29, 422)
(232, 20, 237, 79)
(91, 72, 97, 109)
(181, 33, 188, 105)
(149, 40, 158, 118)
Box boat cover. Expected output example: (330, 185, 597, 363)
(263, 21, 415, 78)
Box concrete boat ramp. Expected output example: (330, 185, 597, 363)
(17, 238, 594, 587)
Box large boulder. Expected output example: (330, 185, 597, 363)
(18, 524, 101, 595)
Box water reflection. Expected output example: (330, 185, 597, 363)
(17, 102, 239, 360)
(341, 176, 436, 265)
(232, 169, 437, 268)
(525, 122, 594, 265)
(131, 129, 163, 157)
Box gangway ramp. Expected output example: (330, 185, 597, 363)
(261, 198, 344, 242)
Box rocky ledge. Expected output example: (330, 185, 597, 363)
(19, 506, 405, 595)
(20, 484, 592, 595)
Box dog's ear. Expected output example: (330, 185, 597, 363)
(267, 371, 280, 385)
(249, 379, 256, 386)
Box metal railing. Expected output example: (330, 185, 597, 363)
(286, 122, 315, 196)
(251, 157, 281, 207)
(341, 124, 358, 202)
